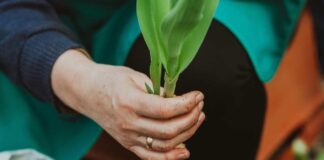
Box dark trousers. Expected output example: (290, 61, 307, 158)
(311, 0, 324, 74)
(126, 20, 267, 160)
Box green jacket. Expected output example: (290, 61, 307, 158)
(0, 0, 306, 159)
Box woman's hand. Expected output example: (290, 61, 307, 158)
(52, 49, 205, 160)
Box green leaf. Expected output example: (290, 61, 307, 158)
(161, 0, 219, 78)
(137, 0, 219, 96)
(137, 0, 169, 54)
(316, 152, 324, 160)
(177, 0, 219, 75)
(137, 0, 169, 95)
(145, 83, 154, 94)
(161, 0, 205, 54)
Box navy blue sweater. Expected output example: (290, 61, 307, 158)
(0, 0, 82, 103)
(0, 0, 323, 104)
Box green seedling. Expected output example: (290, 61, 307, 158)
(137, 0, 219, 97)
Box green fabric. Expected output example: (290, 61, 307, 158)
(0, 0, 307, 159)
(0, 74, 102, 160)
(215, 0, 307, 82)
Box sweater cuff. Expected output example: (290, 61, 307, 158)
(20, 31, 83, 103)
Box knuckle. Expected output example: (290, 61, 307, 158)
(116, 119, 132, 132)
(169, 128, 178, 138)
(177, 97, 193, 114)
(115, 95, 128, 108)
(158, 106, 171, 118)
(117, 98, 136, 111)
(189, 111, 200, 126)
(160, 142, 174, 151)
(119, 121, 131, 131)
(186, 96, 196, 108)
(160, 130, 172, 139)
(184, 103, 192, 113)
(161, 127, 177, 139)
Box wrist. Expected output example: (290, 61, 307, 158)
(51, 49, 95, 113)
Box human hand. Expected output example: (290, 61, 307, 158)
(52, 50, 205, 160)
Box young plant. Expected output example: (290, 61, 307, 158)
(292, 138, 324, 160)
(137, 0, 219, 97)
(292, 139, 310, 160)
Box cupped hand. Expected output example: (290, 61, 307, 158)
(52, 50, 205, 160)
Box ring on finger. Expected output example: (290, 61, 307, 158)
(146, 136, 154, 149)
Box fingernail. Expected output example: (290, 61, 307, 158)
(199, 112, 206, 122)
(195, 93, 204, 103)
(178, 153, 189, 159)
(176, 143, 186, 149)
(198, 101, 204, 111)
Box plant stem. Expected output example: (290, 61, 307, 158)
(163, 73, 178, 98)
(150, 60, 162, 95)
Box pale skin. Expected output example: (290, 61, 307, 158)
(51, 49, 205, 160)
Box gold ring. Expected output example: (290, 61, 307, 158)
(146, 137, 154, 149)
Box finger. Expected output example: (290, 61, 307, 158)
(130, 146, 190, 160)
(129, 71, 165, 97)
(133, 90, 204, 119)
(130, 71, 165, 97)
(137, 112, 205, 152)
(133, 102, 204, 139)
(153, 112, 205, 152)
(130, 72, 154, 92)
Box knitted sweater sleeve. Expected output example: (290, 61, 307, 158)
(0, 0, 83, 103)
